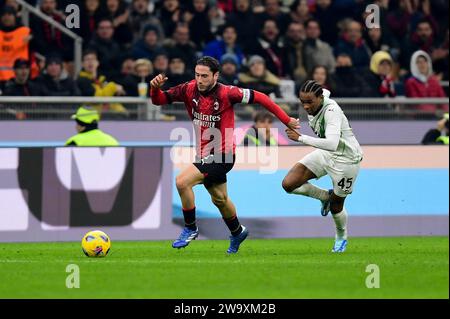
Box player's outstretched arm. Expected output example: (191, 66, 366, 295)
(150, 73, 169, 105)
(285, 108, 341, 152)
(252, 90, 299, 131)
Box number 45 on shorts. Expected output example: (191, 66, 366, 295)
(337, 177, 353, 193)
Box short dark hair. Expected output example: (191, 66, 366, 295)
(300, 80, 323, 97)
(196, 56, 220, 74)
(82, 49, 97, 60)
(254, 111, 274, 123)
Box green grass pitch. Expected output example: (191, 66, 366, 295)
(0, 237, 448, 299)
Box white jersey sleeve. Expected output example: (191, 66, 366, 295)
(298, 106, 342, 151)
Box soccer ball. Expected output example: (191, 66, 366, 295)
(81, 230, 111, 257)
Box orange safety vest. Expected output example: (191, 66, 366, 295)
(0, 26, 31, 81)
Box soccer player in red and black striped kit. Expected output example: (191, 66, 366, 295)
(150, 56, 299, 253)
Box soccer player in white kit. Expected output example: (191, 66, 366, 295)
(282, 80, 363, 253)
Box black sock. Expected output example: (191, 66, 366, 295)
(183, 207, 196, 230)
(224, 215, 242, 236)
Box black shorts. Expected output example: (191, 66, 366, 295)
(193, 153, 236, 188)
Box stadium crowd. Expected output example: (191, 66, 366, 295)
(0, 0, 448, 118)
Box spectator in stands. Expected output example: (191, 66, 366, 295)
(310, 65, 334, 92)
(288, 0, 312, 25)
(119, 57, 135, 79)
(400, 19, 438, 72)
(77, 49, 125, 97)
(334, 20, 371, 70)
(242, 111, 277, 146)
(129, 0, 165, 43)
(3, 59, 44, 97)
(364, 27, 399, 62)
(311, 0, 339, 46)
(238, 55, 281, 98)
(88, 18, 124, 80)
(431, 28, 449, 81)
(218, 53, 239, 86)
(121, 58, 153, 97)
(165, 52, 192, 88)
(131, 24, 163, 60)
(255, 0, 290, 35)
(387, 0, 438, 44)
(99, 0, 133, 47)
(184, 0, 214, 49)
(284, 21, 307, 86)
(226, 0, 259, 52)
(0, 5, 33, 88)
(332, 53, 364, 97)
(361, 50, 396, 97)
(421, 113, 449, 145)
(163, 23, 197, 70)
(77, 49, 128, 116)
(246, 19, 286, 78)
(303, 19, 335, 75)
(405, 50, 448, 113)
(30, 0, 73, 61)
(386, 0, 415, 42)
(152, 51, 169, 79)
(79, 0, 102, 43)
(203, 24, 244, 67)
(37, 55, 80, 96)
(158, 0, 184, 38)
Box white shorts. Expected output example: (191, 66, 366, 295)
(299, 149, 361, 197)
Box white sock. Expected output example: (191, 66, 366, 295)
(332, 208, 348, 240)
(291, 182, 329, 201)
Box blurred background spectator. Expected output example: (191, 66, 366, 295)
(162, 23, 197, 70)
(129, 0, 164, 43)
(120, 58, 153, 97)
(184, 0, 214, 49)
(99, 0, 133, 47)
(226, 0, 259, 52)
(310, 65, 334, 92)
(164, 52, 192, 87)
(131, 24, 163, 60)
(238, 55, 281, 98)
(284, 21, 307, 87)
(362, 50, 396, 97)
(78, 0, 102, 44)
(303, 18, 335, 76)
(203, 24, 244, 68)
(405, 50, 448, 114)
(332, 53, 364, 97)
(218, 53, 239, 86)
(334, 20, 371, 70)
(30, 0, 73, 61)
(242, 110, 277, 146)
(0, 5, 33, 89)
(246, 19, 287, 78)
(36, 54, 80, 96)
(3, 58, 44, 96)
(88, 18, 124, 80)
